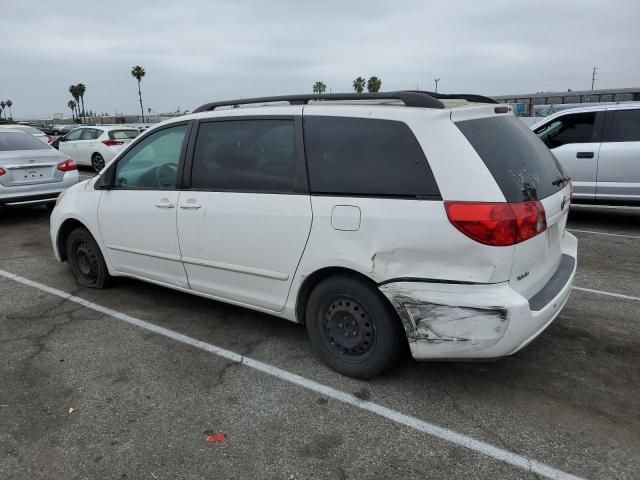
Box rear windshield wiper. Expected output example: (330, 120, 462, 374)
(552, 176, 570, 187)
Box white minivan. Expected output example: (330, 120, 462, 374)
(50, 92, 577, 378)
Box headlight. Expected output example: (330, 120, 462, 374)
(55, 190, 65, 207)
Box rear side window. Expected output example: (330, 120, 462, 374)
(81, 129, 102, 140)
(191, 120, 297, 193)
(603, 109, 640, 142)
(457, 116, 565, 202)
(0, 132, 49, 151)
(534, 112, 597, 148)
(110, 130, 139, 140)
(303, 116, 440, 198)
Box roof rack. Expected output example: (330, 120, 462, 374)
(404, 90, 499, 104)
(193, 92, 446, 112)
(192, 90, 498, 113)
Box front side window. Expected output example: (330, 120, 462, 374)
(603, 109, 640, 142)
(114, 125, 187, 189)
(535, 112, 596, 148)
(303, 116, 440, 197)
(191, 120, 297, 192)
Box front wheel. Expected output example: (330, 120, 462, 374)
(91, 153, 105, 173)
(66, 227, 111, 288)
(306, 275, 405, 379)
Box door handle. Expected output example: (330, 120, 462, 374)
(576, 152, 594, 158)
(155, 201, 175, 208)
(179, 202, 202, 209)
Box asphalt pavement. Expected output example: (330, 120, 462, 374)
(0, 201, 639, 480)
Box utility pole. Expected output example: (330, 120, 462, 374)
(591, 67, 597, 90)
(434, 78, 440, 93)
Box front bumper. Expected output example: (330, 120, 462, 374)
(379, 233, 578, 360)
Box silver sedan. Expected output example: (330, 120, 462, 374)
(0, 129, 80, 209)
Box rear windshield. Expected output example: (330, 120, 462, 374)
(0, 132, 50, 151)
(2, 125, 43, 135)
(109, 130, 139, 140)
(456, 116, 565, 202)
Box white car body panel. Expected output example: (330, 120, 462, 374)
(59, 126, 138, 168)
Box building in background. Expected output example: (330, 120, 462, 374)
(494, 87, 640, 117)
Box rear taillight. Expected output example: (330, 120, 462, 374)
(57, 159, 77, 172)
(0, 167, 6, 176)
(445, 201, 547, 246)
(102, 139, 124, 147)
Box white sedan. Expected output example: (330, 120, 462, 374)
(58, 126, 139, 172)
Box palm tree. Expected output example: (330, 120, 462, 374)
(0, 104, 4, 120)
(367, 76, 382, 92)
(131, 65, 146, 122)
(67, 100, 77, 120)
(6, 100, 12, 119)
(312, 81, 327, 95)
(76, 83, 87, 121)
(69, 85, 81, 120)
(353, 77, 366, 93)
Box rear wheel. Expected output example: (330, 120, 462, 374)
(305, 275, 404, 379)
(91, 153, 105, 173)
(66, 227, 111, 288)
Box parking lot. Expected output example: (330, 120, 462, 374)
(1, 170, 639, 479)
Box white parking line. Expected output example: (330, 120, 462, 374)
(0, 268, 586, 480)
(573, 286, 640, 302)
(569, 229, 640, 240)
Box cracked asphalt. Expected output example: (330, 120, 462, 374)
(1, 197, 639, 480)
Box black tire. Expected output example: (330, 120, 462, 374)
(66, 227, 111, 288)
(306, 275, 405, 379)
(91, 153, 105, 173)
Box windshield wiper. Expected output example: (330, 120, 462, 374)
(552, 176, 570, 186)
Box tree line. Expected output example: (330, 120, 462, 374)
(313, 76, 382, 95)
(0, 100, 13, 120)
(66, 65, 148, 123)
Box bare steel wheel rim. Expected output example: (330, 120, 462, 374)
(323, 297, 375, 358)
(76, 242, 99, 281)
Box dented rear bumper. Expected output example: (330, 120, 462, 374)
(379, 233, 578, 360)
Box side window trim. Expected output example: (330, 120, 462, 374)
(99, 121, 193, 191)
(181, 115, 308, 194)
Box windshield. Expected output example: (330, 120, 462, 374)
(0, 132, 50, 151)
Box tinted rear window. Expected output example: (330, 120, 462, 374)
(303, 116, 440, 198)
(0, 132, 50, 151)
(456, 116, 565, 202)
(109, 130, 139, 140)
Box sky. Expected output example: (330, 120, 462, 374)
(1, 0, 639, 118)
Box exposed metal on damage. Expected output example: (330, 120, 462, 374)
(380, 284, 510, 355)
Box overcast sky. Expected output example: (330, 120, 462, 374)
(2, 0, 639, 118)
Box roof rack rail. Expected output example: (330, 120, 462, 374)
(405, 90, 499, 104)
(193, 91, 446, 113)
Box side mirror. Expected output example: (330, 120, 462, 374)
(94, 166, 116, 190)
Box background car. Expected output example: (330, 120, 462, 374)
(532, 102, 640, 204)
(57, 126, 139, 172)
(0, 124, 51, 144)
(0, 129, 79, 209)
